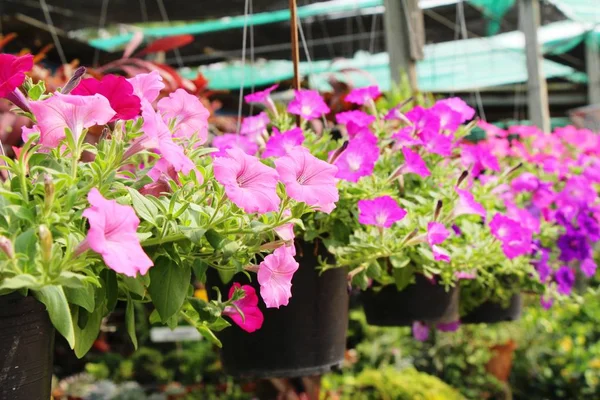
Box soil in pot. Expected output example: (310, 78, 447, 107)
(206, 240, 349, 378)
(461, 293, 522, 324)
(0, 293, 55, 400)
(361, 274, 458, 327)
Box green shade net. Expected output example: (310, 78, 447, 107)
(469, 0, 515, 35)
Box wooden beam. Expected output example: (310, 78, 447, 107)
(518, 0, 550, 132)
(383, 0, 424, 91)
(586, 33, 600, 105)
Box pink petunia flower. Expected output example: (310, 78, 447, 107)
(287, 90, 330, 120)
(336, 110, 376, 127)
(489, 213, 532, 259)
(455, 270, 477, 280)
(77, 188, 153, 277)
(71, 74, 141, 121)
(334, 136, 379, 182)
(412, 321, 430, 341)
(419, 129, 452, 157)
(431, 102, 462, 132)
(240, 112, 270, 140)
(126, 101, 195, 175)
(436, 97, 475, 123)
(0, 53, 33, 98)
(275, 147, 339, 213)
(213, 147, 280, 213)
(257, 246, 299, 308)
(262, 127, 305, 158)
(454, 189, 486, 218)
(212, 134, 258, 158)
(127, 70, 165, 103)
(401, 147, 431, 177)
(358, 196, 407, 228)
(29, 93, 116, 148)
(427, 222, 451, 263)
(274, 210, 295, 242)
(244, 84, 278, 112)
(157, 88, 210, 143)
(345, 85, 381, 105)
(384, 106, 411, 123)
(222, 283, 264, 333)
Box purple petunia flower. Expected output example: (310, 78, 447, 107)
(412, 321, 430, 342)
(532, 247, 551, 282)
(436, 320, 460, 332)
(555, 266, 575, 295)
(557, 232, 591, 262)
(581, 258, 597, 278)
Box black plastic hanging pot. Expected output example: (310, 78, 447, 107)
(206, 240, 349, 378)
(461, 293, 522, 324)
(361, 274, 458, 327)
(0, 293, 55, 400)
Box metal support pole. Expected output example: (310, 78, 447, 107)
(519, 0, 550, 132)
(383, 0, 424, 92)
(289, 0, 301, 126)
(586, 32, 600, 105)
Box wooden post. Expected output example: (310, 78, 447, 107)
(519, 0, 550, 132)
(383, 0, 424, 92)
(586, 32, 600, 105)
(289, 0, 301, 126)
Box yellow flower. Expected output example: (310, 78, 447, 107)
(559, 337, 573, 352)
(589, 359, 600, 369)
(194, 288, 208, 301)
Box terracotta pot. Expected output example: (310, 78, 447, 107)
(486, 340, 517, 383)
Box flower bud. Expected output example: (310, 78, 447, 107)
(0, 236, 14, 259)
(434, 200, 443, 221)
(61, 66, 86, 94)
(44, 174, 54, 209)
(38, 225, 53, 263)
(456, 170, 469, 188)
(505, 162, 523, 177)
(327, 141, 348, 164)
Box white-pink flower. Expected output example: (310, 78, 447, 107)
(257, 246, 299, 308)
(157, 88, 210, 143)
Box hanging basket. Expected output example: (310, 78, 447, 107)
(0, 293, 55, 400)
(206, 240, 349, 378)
(461, 293, 522, 325)
(361, 274, 458, 327)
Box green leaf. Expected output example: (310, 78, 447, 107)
(64, 285, 95, 313)
(27, 81, 46, 100)
(205, 229, 226, 250)
(196, 324, 222, 348)
(392, 264, 415, 291)
(14, 228, 37, 263)
(148, 257, 191, 322)
(73, 304, 104, 358)
(121, 275, 147, 298)
(188, 297, 220, 323)
(192, 259, 209, 282)
(208, 317, 231, 332)
(181, 227, 206, 244)
(149, 309, 161, 324)
(0, 274, 40, 291)
(33, 286, 75, 348)
(101, 269, 118, 312)
(128, 187, 159, 224)
(125, 298, 138, 350)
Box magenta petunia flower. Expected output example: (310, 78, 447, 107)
(222, 282, 264, 333)
(0, 53, 33, 98)
(127, 70, 165, 103)
(540, 296, 553, 310)
(581, 258, 597, 278)
(431, 102, 462, 132)
(436, 97, 475, 123)
(489, 213, 532, 259)
(334, 136, 379, 182)
(454, 189, 486, 218)
(157, 88, 210, 143)
(405, 106, 440, 134)
(455, 270, 477, 280)
(275, 147, 339, 213)
(511, 172, 539, 192)
(460, 142, 500, 177)
(244, 84, 278, 106)
(401, 147, 431, 178)
(555, 266, 575, 295)
(384, 106, 411, 123)
(345, 85, 381, 105)
(412, 321, 429, 342)
(72, 74, 141, 121)
(30, 93, 116, 148)
(213, 147, 280, 213)
(427, 222, 451, 263)
(287, 89, 330, 120)
(78, 188, 153, 277)
(240, 111, 270, 140)
(419, 129, 452, 157)
(506, 203, 540, 234)
(437, 321, 460, 332)
(336, 110, 376, 127)
(392, 129, 423, 147)
(358, 196, 407, 228)
(262, 127, 305, 158)
(257, 246, 299, 308)
(212, 134, 258, 158)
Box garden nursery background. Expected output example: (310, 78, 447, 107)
(1, 0, 600, 399)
